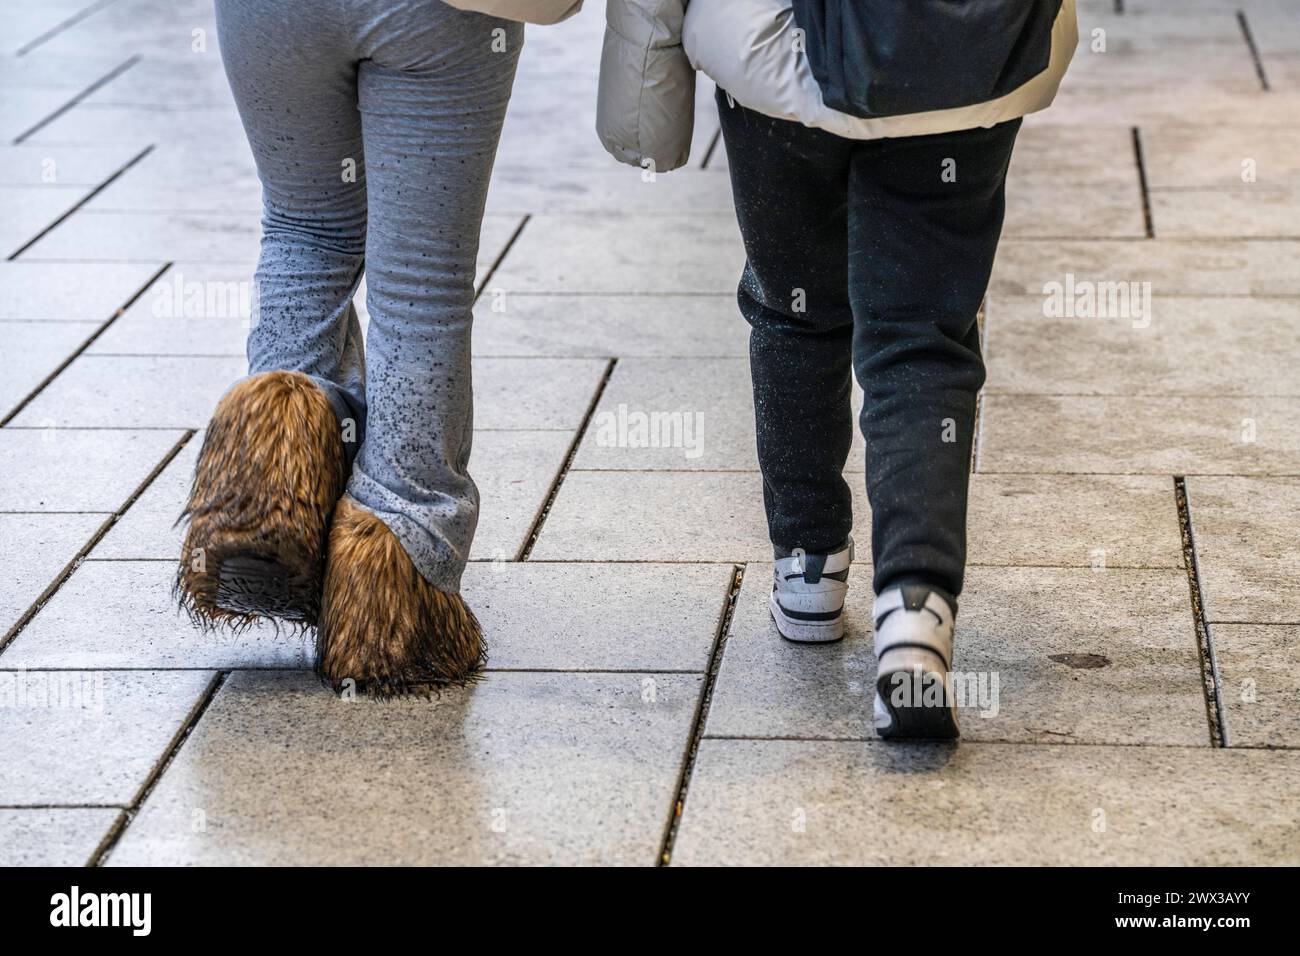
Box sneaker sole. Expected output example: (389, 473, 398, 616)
(215, 555, 312, 621)
(874, 646, 960, 740)
(769, 593, 845, 644)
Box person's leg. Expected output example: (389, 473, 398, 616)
(849, 119, 1022, 601)
(179, 0, 363, 629)
(716, 90, 859, 643)
(846, 118, 1021, 739)
(214, 0, 366, 427)
(716, 89, 856, 556)
(316, 2, 523, 693)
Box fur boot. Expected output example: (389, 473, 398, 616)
(176, 370, 347, 629)
(317, 497, 485, 696)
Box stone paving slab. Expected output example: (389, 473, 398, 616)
(0, 513, 105, 637)
(25, 103, 248, 146)
(87, 262, 255, 356)
(4, 560, 302, 670)
(706, 564, 1206, 746)
(22, 209, 261, 262)
(0, 427, 184, 511)
(490, 214, 744, 295)
(1212, 623, 1300, 749)
(979, 395, 1300, 475)
(465, 562, 729, 672)
(0, 669, 215, 806)
(12, 354, 241, 428)
(990, 239, 1300, 296)
(1004, 184, 1146, 239)
(474, 358, 606, 430)
(471, 294, 746, 359)
(0, 260, 161, 321)
(0, 319, 97, 417)
(470, 428, 573, 559)
(83, 142, 260, 213)
(1141, 126, 1300, 188)
(90, 436, 198, 559)
(536, 471, 1185, 568)
(0, 809, 120, 867)
(1185, 476, 1300, 623)
(572, 358, 864, 472)
(670, 738, 1300, 866)
(1150, 186, 1300, 238)
(1, 185, 96, 257)
(984, 294, 1300, 396)
(485, 167, 733, 217)
(0, 144, 141, 186)
(107, 670, 700, 866)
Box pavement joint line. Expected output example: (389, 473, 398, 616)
(1174, 475, 1229, 748)
(516, 357, 618, 560)
(11, 54, 142, 145)
(90, 669, 228, 867)
(69, 558, 1193, 569)
(657, 562, 744, 866)
(13, 0, 121, 57)
(7, 143, 156, 260)
(0, 259, 172, 427)
(0, 429, 195, 659)
(1130, 127, 1156, 239)
(1237, 10, 1272, 92)
(699, 127, 722, 169)
(473, 212, 530, 302)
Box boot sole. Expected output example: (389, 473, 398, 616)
(769, 593, 845, 644)
(875, 647, 960, 740)
(214, 555, 313, 621)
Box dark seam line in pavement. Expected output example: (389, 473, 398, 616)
(657, 563, 744, 866)
(1130, 127, 1155, 239)
(0, 260, 171, 427)
(971, 393, 984, 473)
(0, 429, 195, 659)
(1237, 11, 1272, 91)
(699, 128, 722, 169)
(14, 0, 121, 56)
(11, 54, 141, 144)
(1174, 476, 1228, 748)
(473, 213, 530, 302)
(516, 357, 618, 560)
(91, 670, 228, 867)
(7, 144, 155, 260)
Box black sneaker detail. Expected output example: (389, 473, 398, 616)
(775, 602, 844, 622)
(898, 583, 958, 616)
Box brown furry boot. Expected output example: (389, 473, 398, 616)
(317, 497, 485, 696)
(176, 370, 347, 629)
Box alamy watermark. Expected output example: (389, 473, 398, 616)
(1042, 273, 1152, 329)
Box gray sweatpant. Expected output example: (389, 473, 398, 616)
(215, 0, 522, 593)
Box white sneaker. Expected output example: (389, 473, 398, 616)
(872, 584, 960, 740)
(769, 539, 854, 643)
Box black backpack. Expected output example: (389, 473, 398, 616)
(791, 0, 1063, 119)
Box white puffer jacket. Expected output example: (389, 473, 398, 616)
(597, 0, 1078, 172)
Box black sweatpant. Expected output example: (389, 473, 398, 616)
(716, 89, 1020, 597)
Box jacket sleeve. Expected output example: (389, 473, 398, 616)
(596, 0, 696, 172)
